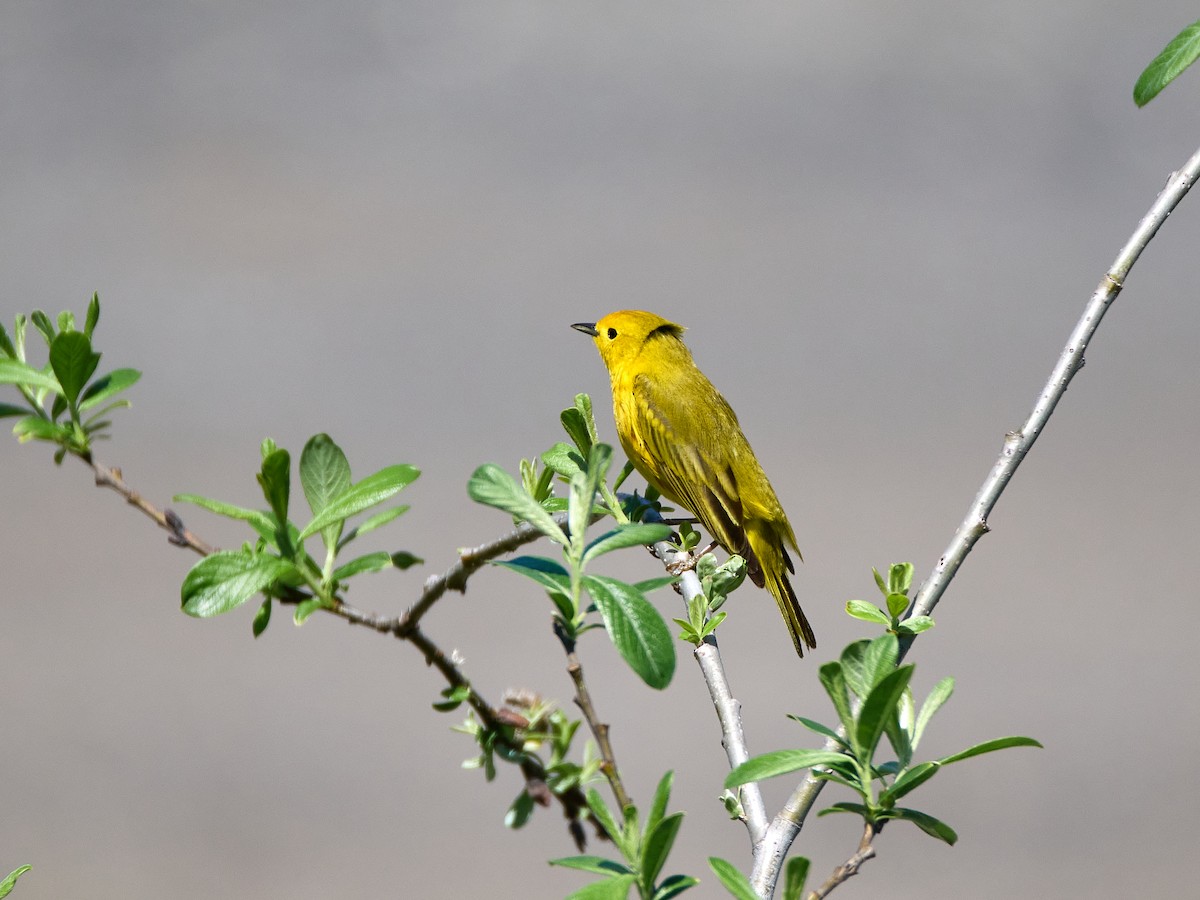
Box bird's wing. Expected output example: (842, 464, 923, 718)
(630, 372, 753, 565)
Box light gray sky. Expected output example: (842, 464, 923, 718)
(4, 3, 1199, 898)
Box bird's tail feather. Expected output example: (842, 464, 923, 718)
(765, 568, 816, 658)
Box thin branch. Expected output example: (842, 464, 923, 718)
(749, 145, 1200, 899)
(562, 637, 633, 812)
(807, 822, 877, 900)
(86, 457, 215, 556)
(645, 519, 770, 846)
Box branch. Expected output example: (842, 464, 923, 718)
(748, 145, 1200, 898)
(646, 521, 769, 846)
(807, 822, 877, 899)
(86, 457, 215, 556)
(562, 637, 633, 812)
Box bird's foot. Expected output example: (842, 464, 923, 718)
(664, 540, 718, 575)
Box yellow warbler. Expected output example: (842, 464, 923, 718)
(573, 310, 815, 657)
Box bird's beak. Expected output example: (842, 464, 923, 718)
(571, 322, 599, 337)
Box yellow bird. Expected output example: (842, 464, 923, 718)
(573, 310, 815, 657)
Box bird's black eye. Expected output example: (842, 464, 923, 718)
(606, 327, 618, 340)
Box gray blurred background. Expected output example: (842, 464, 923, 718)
(3, 2, 1199, 898)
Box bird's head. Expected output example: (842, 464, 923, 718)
(571, 310, 686, 374)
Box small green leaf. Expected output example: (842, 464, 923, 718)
(293, 596, 325, 624)
(1134, 19, 1200, 106)
(781, 856, 810, 900)
(0, 359, 61, 392)
(872, 566, 887, 595)
(181, 550, 297, 617)
(584, 574, 675, 689)
(817, 801, 871, 818)
(257, 448, 291, 526)
(543, 440, 586, 478)
(252, 597, 272, 637)
(174, 493, 276, 532)
(78, 368, 140, 411)
(564, 873, 638, 900)
(861, 633, 899, 690)
(786, 715, 847, 747)
(570, 444, 612, 549)
(725, 749, 852, 788)
(854, 664, 914, 761)
(585, 789, 624, 848)
(84, 293, 100, 338)
(881, 761, 941, 805)
(818, 660, 855, 733)
(12, 416, 64, 443)
(495, 556, 574, 619)
(913, 676, 954, 750)
(300, 464, 419, 539)
(331, 551, 394, 581)
(30, 310, 55, 345)
(0, 320, 15, 359)
(653, 873, 700, 900)
(48, 331, 100, 406)
(299, 434, 352, 544)
(58, 310, 75, 333)
(390, 550, 422, 569)
(505, 790, 535, 829)
(707, 857, 759, 900)
(846, 599, 889, 625)
(582, 523, 672, 565)
(337, 505, 410, 549)
(897, 615, 934, 635)
(640, 811, 684, 887)
(0, 403, 28, 419)
(468, 463, 567, 544)
(646, 770, 673, 835)
(0, 865, 32, 899)
(887, 562, 913, 595)
(884, 807, 958, 844)
(549, 856, 633, 876)
(937, 736, 1043, 766)
(885, 591, 909, 619)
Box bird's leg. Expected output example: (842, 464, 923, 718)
(664, 540, 719, 575)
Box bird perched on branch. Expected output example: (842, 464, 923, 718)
(573, 310, 815, 657)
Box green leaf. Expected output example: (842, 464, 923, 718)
(562, 393, 598, 455)
(293, 596, 325, 624)
(584, 574, 675, 689)
(887, 562, 913, 595)
(0, 403, 28, 418)
(937, 736, 1043, 766)
(725, 749, 852, 788)
(550, 856, 633, 876)
(585, 789, 624, 849)
(640, 811, 684, 888)
(0, 865, 32, 899)
(299, 434, 353, 549)
(505, 790, 535, 829)
(861, 633, 899, 691)
(77, 367, 140, 411)
(12, 416, 64, 443)
(817, 801, 871, 818)
(884, 807, 958, 844)
(468, 463, 567, 544)
(0, 359, 61, 392)
(331, 551, 394, 581)
(781, 856, 810, 900)
(897, 615, 935, 635)
(543, 440, 586, 478)
(885, 591, 909, 619)
(174, 493, 276, 533)
(881, 761, 941, 805)
(84, 292, 100, 338)
(257, 448, 291, 526)
(582, 523, 672, 565)
(913, 676, 954, 750)
(30, 310, 55, 345)
(786, 715, 847, 747)
(818, 660, 855, 733)
(854, 664, 914, 761)
(495, 556, 574, 619)
(337, 504, 410, 549)
(390, 550, 422, 569)
(653, 874, 700, 900)
(252, 597, 272, 637)
(58, 310, 75, 333)
(570, 444, 612, 548)
(48, 331, 100, 406)
(1134, 19, 1200, 106)
(845, 599, 889, 625)
(707, 857, 759, 900)
(0, 320, 15, 359)
(299, 464, 419, 539)
(181, 550, 297, 617)
(646, 770, 673, 835)
(564, 873, 638, 900)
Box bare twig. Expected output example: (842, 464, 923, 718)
(563, 639, 632, 812)
(86, 457, 215, 556)
(807, 822, 877, 899)
(749, 146, 1200, 898)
